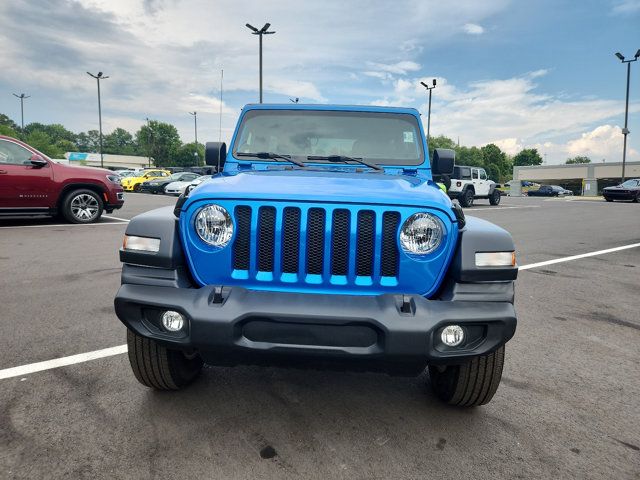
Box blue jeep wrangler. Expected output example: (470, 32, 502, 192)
(115, 104, 517, 407)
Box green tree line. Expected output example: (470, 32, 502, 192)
(0, 113, 204, 167)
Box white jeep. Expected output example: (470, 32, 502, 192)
(447, 166, 501, 207)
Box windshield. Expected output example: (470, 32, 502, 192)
(621, 180, 639, 187)
(232, 110, 425, 166)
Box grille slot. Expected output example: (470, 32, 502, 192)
(233, 206, 251, 270)
(306, 208, 326, 275)
(281, 207, 301, 273)
(331, 209, 350, 276)
(257, 207, 276, 271)
(381, 212, 400, 276)
(356, 210, 375, 276)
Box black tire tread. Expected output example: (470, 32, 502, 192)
(429, 346, 505, 407)
(126, 329, 202, 390)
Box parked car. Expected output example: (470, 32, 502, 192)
(0, 135, 124, 223)
(140, 171, 201, 194)
(602, 179, 640, 202)
(120, 169, 171, 192)
(115, 104, 518, 408)
(164, 175, 206, 196)
(527, 185, 573, 197)
(114, 169, 136, 178)
(447, 165, 501, 207)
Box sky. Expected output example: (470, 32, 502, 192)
(1, 0, 639, 164)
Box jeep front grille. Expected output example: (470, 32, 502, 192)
(231, 205, 401, 281)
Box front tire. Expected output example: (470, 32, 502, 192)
(459, 188, 474, 208)
(133, 183, 142, 192)
(489, 190, 501, 205)
(633, 194, 639, 203)
(429, 346, 505, 407)
(605, 197, 613, 202)
(61, 189, 103, 224)
(126, 329, 203, 390)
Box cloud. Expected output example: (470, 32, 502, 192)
(610, 0, 640, 14)
(463, 23, 485, 35)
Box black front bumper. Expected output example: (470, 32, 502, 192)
(115, 284, 516, 370)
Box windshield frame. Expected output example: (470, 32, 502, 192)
(230, 108, 426, 168)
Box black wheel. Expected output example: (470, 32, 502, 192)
(489, 190, 501, 205)
(126, 329, 203, 390)
(61, 189, 103, 224)
(459, 188, 474, 208)
(428, 346, 505, 407)
(133, 183, 142, 192)
(605, 197, 613, 202)
(632, 194, 639, 203)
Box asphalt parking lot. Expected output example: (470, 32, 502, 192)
(1, 194, 638, 479)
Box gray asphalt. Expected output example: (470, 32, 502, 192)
(1, 194, 639, 479)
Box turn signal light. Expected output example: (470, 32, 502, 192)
(122, 235, 160, 253)
(475, 251, 516, 267)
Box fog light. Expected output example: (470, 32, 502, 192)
(161, 310, 185, 332)
(441, 325, 465, 347)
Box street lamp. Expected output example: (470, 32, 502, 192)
(245, 22, 275, 103)
(614, 49, 640, 182)
(87, 71, 109, 168)
(189, 111, 198, 165)
(420, 79, 437, 143)
(12, 93, 30, 129)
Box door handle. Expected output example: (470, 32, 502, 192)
(0, 169, 8, 174)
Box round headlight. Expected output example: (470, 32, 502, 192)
(195, 205, 233, 247)
(400, 212, 443, 255)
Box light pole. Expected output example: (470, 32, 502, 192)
(420, 79, 437, 143)
(12, 93, 30, 129)
(614, 49, 640, 182)
(189, 111, 198, 165)
(145, 117, 152, 167)
(245, 22, 275, 103)
(87, 71, 109, 168)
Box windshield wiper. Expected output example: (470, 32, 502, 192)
(236, 151, 308, 168)
(306, 154, 383, 172)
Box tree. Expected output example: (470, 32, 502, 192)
(428, 135, 457, 159)
(75, 130, 101, 152)
(0, 124, 18, 137)
(481, 143, 511, 181)
(23, 123, 76, 144)
(513, 148, 543, 167)
(0, 114, 19, 130)
(104, 128, 136, 155)
(25, 131, 63, 158)
(174, 142, 205, 167)
(566, 156, 591, 164)
(135, 121, 182, 167)
(456, 146, 484, 167)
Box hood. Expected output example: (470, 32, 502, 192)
(57, 163, 113, 176)
(185, 169, 454, 217)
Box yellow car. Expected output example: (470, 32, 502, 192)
(121, 169, 171, 192)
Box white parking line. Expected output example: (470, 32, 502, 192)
(0, 345, 128, 380)
(469, 205, 541, 211)
(0, 241, 639, 380)
(0, 221, 128, 229)
(103, 215, 131, 222)
(519, 243, 640, 270)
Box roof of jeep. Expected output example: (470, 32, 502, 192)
(242, 103, 421, 115)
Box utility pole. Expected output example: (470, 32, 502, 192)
(245, 23, 275, 103)
(189, 111, 198, 165)
(614, 49, 640, 182)
(12, 93, 30, 129)
(420, 79, 437, 143)
(145, 117, 152, 168)
(87, 72, 109, 168)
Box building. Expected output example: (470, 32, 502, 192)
(511, 161, 640, 196)
(65, 152, 152, 169)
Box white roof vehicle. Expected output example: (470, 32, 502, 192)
(164, 176, 206, 196)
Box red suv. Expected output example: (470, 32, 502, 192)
(0, 135, 124, 223)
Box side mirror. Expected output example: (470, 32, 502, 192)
(30, 154, 48, 168)
(432, 148, 455, 176)
(205, 142, 227, 172)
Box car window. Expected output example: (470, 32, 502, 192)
(0, 140, 33, 165)
(479, 169, 487, 180)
